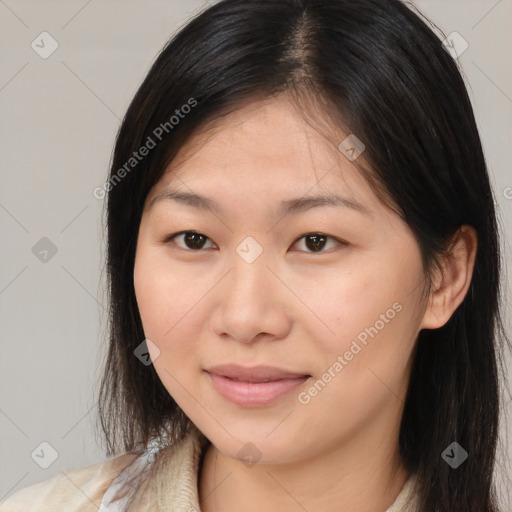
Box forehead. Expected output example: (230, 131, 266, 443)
(148, 95, 379, 213)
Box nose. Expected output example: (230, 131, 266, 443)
(210, 251, 292, 344)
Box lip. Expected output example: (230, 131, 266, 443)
(205, 364, 311, 407)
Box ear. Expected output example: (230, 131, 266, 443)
(420, 225, 478, 330)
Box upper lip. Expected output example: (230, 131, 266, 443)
(205, 364, 310, 382)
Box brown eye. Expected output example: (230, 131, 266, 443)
(166, 231, 216, 250)
(292, 233, 344, 253)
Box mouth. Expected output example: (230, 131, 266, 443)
(204, 364, 311, 407)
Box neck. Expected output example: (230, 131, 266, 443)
(198, 422, 409, 512)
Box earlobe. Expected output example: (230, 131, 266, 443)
(420, 225, 478, 330)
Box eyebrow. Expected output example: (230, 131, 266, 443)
(148, 187, 372, 218)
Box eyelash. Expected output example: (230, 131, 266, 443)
(161, 230, 347, 253)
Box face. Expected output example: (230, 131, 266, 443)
(133, 95, 429, 465)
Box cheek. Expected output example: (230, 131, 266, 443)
(135, 248, 193, 336)
(133, 247, 210, 373)
(133, 252, 205, 404)
(297, 284, 417, 440)
(298, 250, 423, 402)
(305, 257, 419, 345)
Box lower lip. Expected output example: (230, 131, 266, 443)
(206, 372, 310, 407)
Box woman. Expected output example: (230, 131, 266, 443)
(1, 0, 509, 511)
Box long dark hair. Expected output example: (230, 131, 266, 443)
(96, 1, 510, 510)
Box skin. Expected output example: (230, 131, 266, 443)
(133, 94, 477, 512)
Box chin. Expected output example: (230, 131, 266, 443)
(203, 424, 305, 466)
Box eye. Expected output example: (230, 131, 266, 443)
(162, 231, 346, 253)
(163, 230, 217, 251)
(291, 233, 346, 253)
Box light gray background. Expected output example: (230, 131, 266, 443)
(1, 0, 511, 508)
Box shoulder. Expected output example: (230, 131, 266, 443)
(0, 452, 139, 512)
